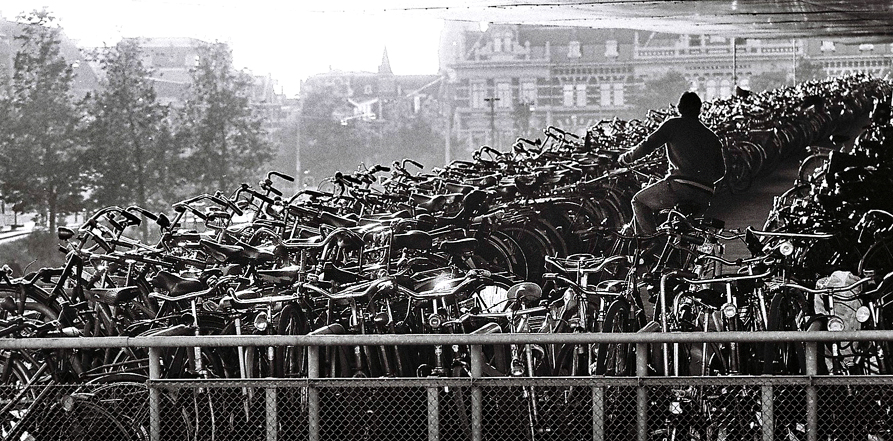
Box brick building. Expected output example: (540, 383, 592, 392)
(440, 22, 893, 155)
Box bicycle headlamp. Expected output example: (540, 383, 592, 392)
(61, 395, 76, 412)
(254, 311, 269, 332)
(427, 313, 444, 329)
(778, 241, 795, 257)
(826, 316, 845, 332)
(721, 302, 738, 319)
(855, 306, 872, 323)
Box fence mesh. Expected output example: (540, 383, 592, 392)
(2, 376, 891, 440)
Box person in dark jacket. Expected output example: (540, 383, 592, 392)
(618, 91, 726, 234)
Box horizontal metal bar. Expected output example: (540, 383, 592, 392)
(146, 375, 879, 389)
(2, 330, 893, 350)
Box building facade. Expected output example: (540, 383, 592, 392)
(441, 22, 893, 155)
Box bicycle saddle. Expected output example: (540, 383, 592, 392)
(493, 182, 517, 200)
(320, 262, 362, 284)
(445, 181, 475, 195)
(151, 270, 207, 297)
(506, 282, 542, 307)
(438, 237, 478, 255)
(392, 230, 433, 251)
(87, 286, 142, 306)
(256, 265, 302, 285)
(318, 211, 358, 228)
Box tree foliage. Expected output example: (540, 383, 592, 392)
(298, 84, 365, 181)
(177, 42, 273, 195)
(628, 70, 691, 118)
(83, 38, 178, 219)
(0, 10, 84, 231)
(299, 85, 448, 184)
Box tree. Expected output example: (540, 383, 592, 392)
(83, 39, 177, 236)
(628, 70, 691, 118)
(177, 42, 273, 195)
(0, 10, 85, 232)
(750, 59, 825, 93)
(749, 68, 789, 93)
(298, 84, 365, 182)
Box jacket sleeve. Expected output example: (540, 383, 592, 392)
(619, 120, 670, 165)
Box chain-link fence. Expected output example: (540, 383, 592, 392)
(141, 376, 893, 441)
(1, 331, 892, 441)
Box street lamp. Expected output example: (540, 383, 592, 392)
(483, 96, 499, 147)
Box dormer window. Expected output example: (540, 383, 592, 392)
(568, 41, 581, 58)
(494, 32, 512, 53)
(821, 41, 835, 52)
(605, 40, 619, 58)
(364, 85, 373, 94)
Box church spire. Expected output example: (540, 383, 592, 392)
(378, 47, 393, 74)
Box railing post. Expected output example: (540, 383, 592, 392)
(308, 346, 320, 441)
(266, 381, 278, 441)
(636, 343, 648, 441)
(805, 341, 818, 441)
(592, 385, 604, 441)
(148, 347, 161, 441)
(428, 385, 440, 441)
(469, 344, 484, 441)
(761, 384, 774, 441)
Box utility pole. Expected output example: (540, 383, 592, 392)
(732, 37, 738, 88)
(484, 96, 499, 148)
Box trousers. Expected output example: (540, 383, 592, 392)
(630, 178, 713, 234)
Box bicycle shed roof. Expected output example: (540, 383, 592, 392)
(328, 0, 893, 42)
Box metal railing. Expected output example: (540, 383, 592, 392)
(1, 330, 892, 441)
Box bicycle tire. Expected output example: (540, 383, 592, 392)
(763, 290, 809, 374)
(275, 303, 309, 378)
(858, 234, 893, 276)
(595, 298, 634, 376)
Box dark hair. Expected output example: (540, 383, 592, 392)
(677, 91, 702, 117)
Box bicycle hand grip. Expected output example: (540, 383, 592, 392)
(270, 171, 295, 182)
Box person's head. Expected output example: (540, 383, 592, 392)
(677, 91, 702, 117)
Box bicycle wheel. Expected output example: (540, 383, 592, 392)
(858, 235, 893, 276)
(275, 303, 309, 378)
(25, 395, 140, 441)
(763, 290, 809, 374)
(595, 298, 635, 376)
(552, 341, 587, 376)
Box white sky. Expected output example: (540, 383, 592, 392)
(1, 1, 448, 97)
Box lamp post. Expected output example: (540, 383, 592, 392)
(483, 96, 499, 147)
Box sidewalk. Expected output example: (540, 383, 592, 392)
(706, 155, 800, 261)
(0, 222, 36, 243)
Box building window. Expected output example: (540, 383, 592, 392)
(521, 81, 537, 104)
(503, 33, 513, 52)
(605, 40, 619, 58)
(364, 85, 373, 94)
(600, 83, 611, 106)
(493, 36, 503, 52)
(568, 41, 582, 58)
(413, 95, 422, 114)
(719, 79, 731, 99)
(821, 41, 835, 52)
(563, 84, 574, 107)
(496, 82, 512, 108)
(612, 83, 624, 106)
(472, 83, 486, 108)
(705, 79, 717, 101)
(576, 83, 588, 106)
(860, 43, 875, 51)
